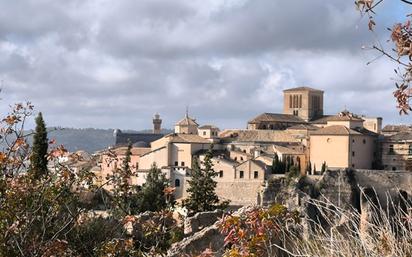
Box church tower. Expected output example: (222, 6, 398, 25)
(153, 113, 162, 134)
(283, 87, 324, 121)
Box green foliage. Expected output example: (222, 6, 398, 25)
(133, 163, 170, 213)
(30, 112, 48, 179)
(183, 146, 229, 216)
(271, 153, 284, 174)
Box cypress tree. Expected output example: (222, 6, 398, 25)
(321, 161, 327, 174)
(30, 112, 48, 179)
(183, 145, 228, 215)
(272, 153, 280, 174)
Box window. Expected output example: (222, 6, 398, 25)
(239, 170, 244, 179)
(389, 145, 394, 154)
(175, 179, 180, 187)
(299, 95, 302, 108)
(181, 161, 185, 166)
(352, 151, 355, 157)
(352, 164, 355, 168)
(363, 139, 366, 144)
(219, 170, 223, 178)
(203, 131, 206, 136)
(254, 171, 259, 179)
(174, 161, 178, 166)
(409, 145, 412, 155)
(352, 139, 355, 143)
(234, 157, 237, 161)
(240, 157, 244, 161)
(392, 167, 397, 171)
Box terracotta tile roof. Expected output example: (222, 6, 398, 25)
(388, 132, 412, 141)
(198, 125, 219, 130)
(310, 125, 378, 136)
(272, 145, 304, 155)
(310, 115, 334, 124)
(382, 125, 412, 133)
(175, 116, 199, 126)
(111, 146, 151, 156)
(167, 133, 211, 144)
(219, 129, 300, 143)
(283, 86, 323, 92)
(248, 113, 305, 124)
(287, 124, 319, 130)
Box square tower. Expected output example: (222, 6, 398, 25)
(283, 87, 324, 121)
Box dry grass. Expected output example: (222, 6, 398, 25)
(274, 188, 412, 257)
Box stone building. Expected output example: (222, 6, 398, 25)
(309, 111, 379, 172)
(283, 86, 324, 121)
(174, 113, 199, 134)
(381, 132, 412, 171)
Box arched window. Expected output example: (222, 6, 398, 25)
(409, 145, 412, 155)
(175, 179, 180, 187)
(219, 170, 223, 178)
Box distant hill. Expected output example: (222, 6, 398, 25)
(13, 128, 173, 153)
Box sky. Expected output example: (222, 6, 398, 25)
(0, 0, 411, 130)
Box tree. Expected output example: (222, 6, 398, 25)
(135, 163, 170, 213)
(110, 141, 134, 215)
(272, 153, 282, 174)
(356, 0, 412, 114)
(307, 161, 312, 174)
(321, 161, 327, 174)
(183, 146, 228, 215)
(30, 112, 48, 179)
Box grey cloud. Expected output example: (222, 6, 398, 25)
(0, 0, 409, 130)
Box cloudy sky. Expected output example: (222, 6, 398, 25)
(0, 0, 411, 130)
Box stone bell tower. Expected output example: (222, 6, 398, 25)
(153, 113, 162, 134)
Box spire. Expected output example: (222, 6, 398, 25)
(185, 106, 189, 118)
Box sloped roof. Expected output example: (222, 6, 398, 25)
(248, 113, 305, 124)
(219, 129, 300, 143)
(287, 124, 319, 130)
(175, 115, 199, 126)
(283, 86, 323, 93)
(388, 132, 412, 141)
(272, 145, 304, 155)
(310, 125, 377, 136)
(112, 146, 151, 156)
(167, 133, 211, 144)
(198, 125, 219, 130)
(382, 125, 412, 133)
(310, 115, 334, 124)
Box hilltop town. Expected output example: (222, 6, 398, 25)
(61, 86, 412, 207)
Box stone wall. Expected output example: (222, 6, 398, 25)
(215, 181, 264, 206)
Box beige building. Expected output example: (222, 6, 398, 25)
(309, 112, 379, 172)
(174, 113, 199, 134)
(198, 150, 269, 205)
(98, 146, 151, 190)
(283, 87, 324, 121)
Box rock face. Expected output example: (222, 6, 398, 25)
(184, 210, 224, 237)
(167, 224, 224, 257)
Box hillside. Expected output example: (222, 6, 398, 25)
(17, 128, 172, 153)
